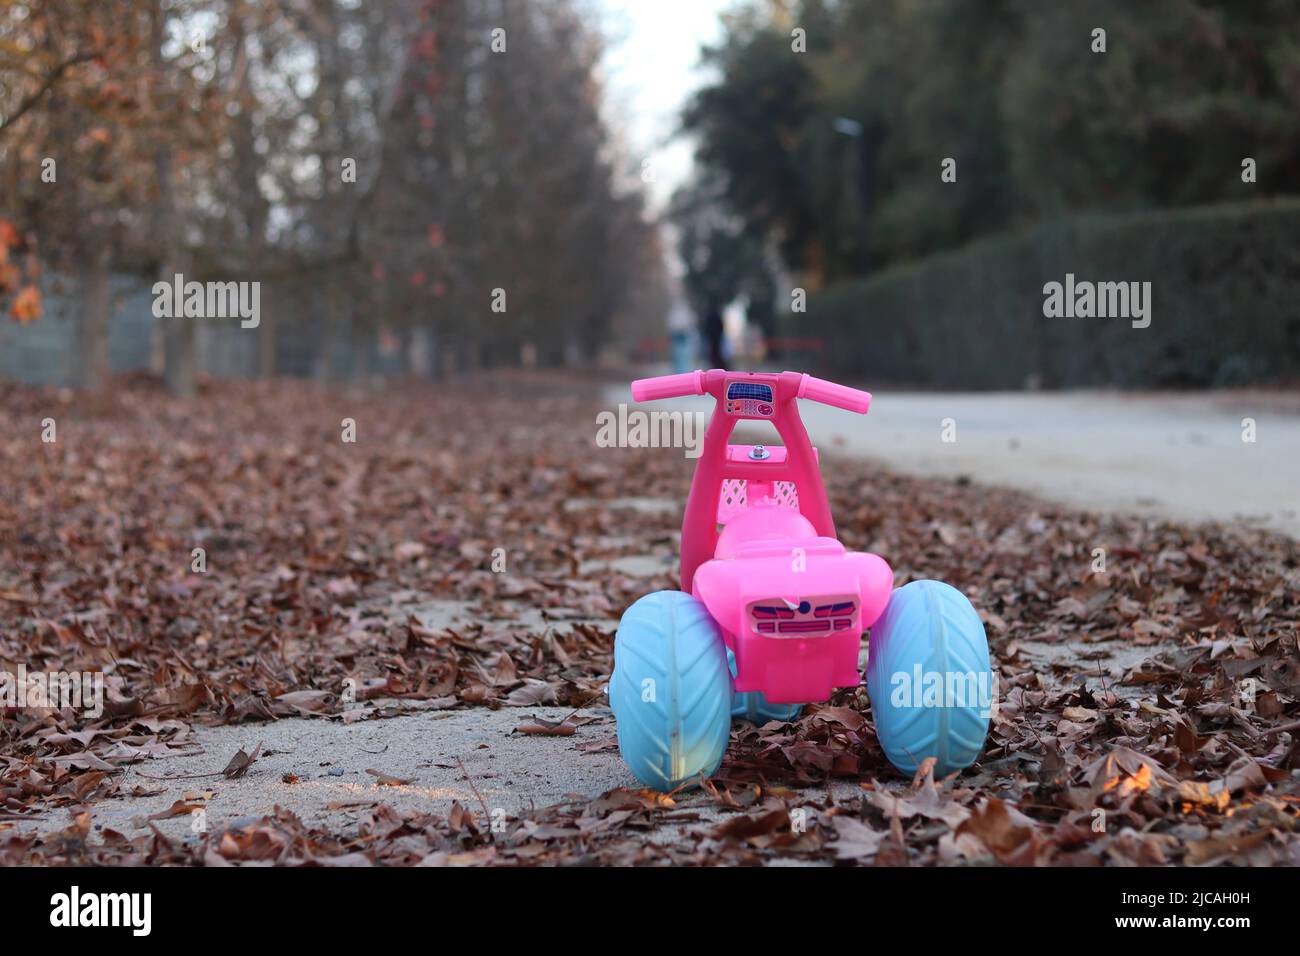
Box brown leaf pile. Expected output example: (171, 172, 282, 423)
(1, 375, 1296, 865)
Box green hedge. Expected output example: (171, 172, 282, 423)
(787, 198, 1300, 388)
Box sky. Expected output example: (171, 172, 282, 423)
(598, 0, 734, 214)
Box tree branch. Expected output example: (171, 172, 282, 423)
(0, 50, 98, 136)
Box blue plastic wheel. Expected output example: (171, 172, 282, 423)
(609, 590, 733, 790)
(727, 648, 804, 724)
(866, 580, 992, 776)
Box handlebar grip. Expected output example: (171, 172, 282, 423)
(631, 370, 704, 402)
(797, 374, 871, 414)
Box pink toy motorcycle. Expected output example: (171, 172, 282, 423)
(608, 370, 992, 790)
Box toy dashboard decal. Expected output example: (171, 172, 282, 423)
(725, 381, 775, 418)
(748, 595, 857, 636)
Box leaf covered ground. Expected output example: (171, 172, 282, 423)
(1, 375, 1297, 865)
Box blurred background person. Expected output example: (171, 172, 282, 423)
(667, 297, 696, 374)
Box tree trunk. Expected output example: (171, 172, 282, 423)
(153, 0, 194, 397)
(351, 314, 371, 386)
(80, 245, 112, 391)
(232, 10, 272, 380)
(257, 285, 276, 378)
(164, 307, 196, 396)
(315, 278, 340, 381)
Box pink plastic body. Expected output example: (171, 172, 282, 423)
(630, 369, 889, 704)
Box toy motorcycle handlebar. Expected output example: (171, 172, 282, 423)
(630, 370, 704, 402)
(632, 370, 870, 415)
(797, 373, 871, 414)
